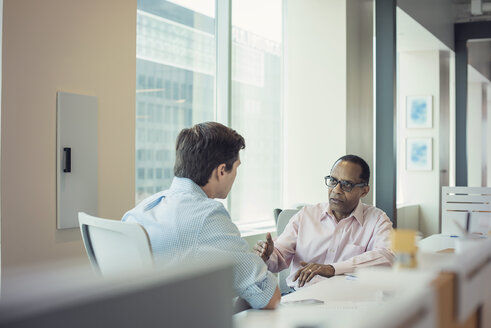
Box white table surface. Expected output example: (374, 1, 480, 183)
(418, 233, 458, 253)
(234, 276, 376, 328)
(234, 270, 437, 328)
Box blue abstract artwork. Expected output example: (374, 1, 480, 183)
(406, 96, 432, 128)
(406, 138, 432, 171)
(410, 99, 427, 123)
(411, 142, 427, 164)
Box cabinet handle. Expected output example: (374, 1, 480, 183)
(63, 147, 71, 173)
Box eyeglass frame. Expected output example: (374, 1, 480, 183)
(324, 175, 368, 192)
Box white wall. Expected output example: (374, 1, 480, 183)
(1, 0, 136, 270)
(467, 82, 483, 186)
(284, 0, 347, 206)
(466, 66, 491, 188)
(488, 85, 491, 186)
(397, 51, 442, 237)
(346, 0, 374, 205)
(0, 0, 3, 278)
(449, 52, 456, 187)
(284, 0, 374, 207)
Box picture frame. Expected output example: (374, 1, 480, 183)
(406, 138, 432, 171)
(406, 95, 433, 128)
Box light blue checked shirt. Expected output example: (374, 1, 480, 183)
(122, 177, 277, 309)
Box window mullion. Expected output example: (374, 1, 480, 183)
(216, 0, 233, 212)
(216, 0, 232, 126)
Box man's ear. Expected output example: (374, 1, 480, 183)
(360, 185, 370, 198)
(208, 166, 220, 182)
(217, 163, 227, 177)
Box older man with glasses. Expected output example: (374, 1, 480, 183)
(254, 155, 395, 290)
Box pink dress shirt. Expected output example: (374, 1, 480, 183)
(266, 201, 395, 289)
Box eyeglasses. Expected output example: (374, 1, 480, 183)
(324, 175, 367, 192)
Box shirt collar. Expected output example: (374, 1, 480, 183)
(169, 177, 208, 199)
(324, 200, 365, 226)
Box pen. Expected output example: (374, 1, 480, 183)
(345, 274, 357, 281)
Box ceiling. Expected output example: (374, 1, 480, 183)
(397, 8, 450, 53)
(397, 3, 491, 81)
(454, 0, 491, 22)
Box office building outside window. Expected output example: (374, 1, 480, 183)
(135, 0, 216, 203)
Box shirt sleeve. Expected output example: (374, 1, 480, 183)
(196, 204, 277, 309)
(266, 210, 302, 273)
(331, 214, 395, 275)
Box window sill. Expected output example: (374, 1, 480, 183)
(236, 219, 276, 237)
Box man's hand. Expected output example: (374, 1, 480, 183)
(253, 232, 275, 262)
(293, 261, 335, 287)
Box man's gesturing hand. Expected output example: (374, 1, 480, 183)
(293, 261, 335, 287)
(254, 232, 275, 262)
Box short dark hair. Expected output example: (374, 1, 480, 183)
(174, 122, 245, 186)
(332, 154, 370, 184)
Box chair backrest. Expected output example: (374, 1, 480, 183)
(273, 208, 283, 225)
(276, 209, 299, 294)
(441, 187, 491, 235)
(277, 209, 299, 236)
(78, 212, 154, 276)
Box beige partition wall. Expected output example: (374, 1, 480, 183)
(1, 0, 136, 271)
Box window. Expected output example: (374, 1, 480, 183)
(165, 80, 171, 99)
(173, 107, 179, 124)
(137, 102, 146, 122)
(173, 82, 179, 100)
(136, 0, 216, 203)
(156, 78, 163, 98)
(136, 0, 283, 224)
(148, 103, 154, 121)
(156, 105, 163, 122)
(146, 149, 153, 161)
(229, 0, 283, 223)
(137, 149, 145, 161)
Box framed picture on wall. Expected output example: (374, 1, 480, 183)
(406, 95, 433, 128)
(406, 138, 432, 171)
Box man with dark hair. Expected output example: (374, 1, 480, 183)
(123, 122, 281, 309)
(255, 155, 394, 289)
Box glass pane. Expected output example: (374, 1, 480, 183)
(230, 0, 283, 223)
(136, 0, 216, 203)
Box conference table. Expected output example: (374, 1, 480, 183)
(235, 234, 491, 328)
(234, 270, 438, 328)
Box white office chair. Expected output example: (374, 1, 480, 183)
(276, 209, 299, 294)
(78, 212, 154, 277)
